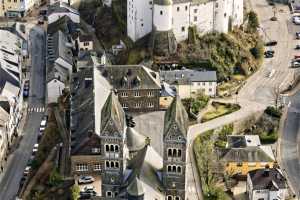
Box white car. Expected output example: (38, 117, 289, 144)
(82, 185, 95, 192)
(33, 143, 39, 149)
(292, 60, 300, 67)
(78, 176, 95, 184)
(23, 166, 31, 176)
(294, 17, 300, 25)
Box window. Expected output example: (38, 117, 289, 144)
(76, 163, 88, 172)
(185, 6, 188, 10)
(92, 148, 100, 154)
(160, 10, 163, 15)
(122, 103, 128, 109)
(178, 149, 182, 157)
(167, 165, 182, 174)
(167, 196, 173, 200)
(194, 9, 197, 13)
(147, 91, 154, 96)
(237, 162, 243, 167)
(167, 165, 172, 172)
(14, 0, 17, 2)
(194, 16, 197, 22)
(105, 144, 119, 152)
(149, 1, 152, 4)
(202, 82, 205, 86)
(177, 7, 180, 11)
(120, 92, 128, 97)
(134, 91, 140, 97)
(83, 42, 89, 46)
(134, 102, 141, 108)
(209, 82, 212, 86)
(215, 2, 218, 8)
(181, 26, 185, 32)
(209, 88, 212, 92)
(105, 161, 120, 169)
(224, 13, 227, 17)
(94, 163, 101, 171)
(141, 23, 144, 27)
(147, 102, 154, 108)
(177, 166, 182, 173)
(105, 145, 109, 152)
(175, 197, 181, 200)
(106, 191, 112, 197)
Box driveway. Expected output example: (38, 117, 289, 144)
(0, 25, 46, 200)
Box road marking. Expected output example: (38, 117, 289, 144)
(28, 106, 45, 113)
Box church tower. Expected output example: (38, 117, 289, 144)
(100, 92, 126, 199)
(150, 0, 177, 56)
(162, 96, 188, 200)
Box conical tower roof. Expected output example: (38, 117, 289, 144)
(126, 127, 146, 152)
(127, 177, 145, 197)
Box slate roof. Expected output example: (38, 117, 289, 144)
(160, 69, 217, 85)
(220, 146, 275, 162)
(79, 34, 93, 42)
(47, 15, 79, 36)
(163, 96, 189, 138)
(51, 30, 73, 66)
(227, 135, 261, 148)
(48, 2, 79, 16)
(70, 68, 95, 154)
(0, 66, 19, 92)
(100, 92, 125, 134)
(248, 168, 287, 190)
(99, 65, 161, 90)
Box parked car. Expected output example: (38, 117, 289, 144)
(78, 176, 95, 184)
(293, 16, 300, 24)
(295, 54, 300, 59)
(23, 79, 30, 98)
(82, 185, 95, 192)
(265, 40, 277, 46)
(292, 60, 300, 68)
(39, 117, 47, 132)
(295, 44, 300, 49)
(23, 166, 31, 176)
(296, 32, 300, 39)
(264, 50, 274, 58)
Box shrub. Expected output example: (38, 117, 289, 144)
(247, 11, 259, 33)
(264, 106, 282, 118)
(259, 131, 278, 144)
(71, 185, 80, 200)
(250, 41, 264, 60)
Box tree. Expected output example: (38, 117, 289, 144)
(71, 185, 80, 200)
(247, 11, 259, 33)
(271, 85, 281, 108)
(250, 41, 264, 60)
(48, 168, 63, 187)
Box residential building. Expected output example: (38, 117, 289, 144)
(98, 65, 161, 112)
(46, 30, 74, 103)
(77, 34, 93, 51)
(70, 67, 189, 199)
(47, 2, 80, 24)
(160, 69, 217, 98)
(0, 0, 39, 17)
(247, 167, 288, 200)
(219, 135, 275, 176)
(0, 105, 9, 174)
(127, 0, 243, 43)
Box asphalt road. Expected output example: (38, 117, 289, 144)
(280, 93, 300, 196)
(0, 25, 46, 200)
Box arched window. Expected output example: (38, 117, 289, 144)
(111, 161, 114, 168)
(175, 196, 181, 200)
(167, 196, 173, 200)
(105, 161, 110, 168)
(115, 161, 119, 168)
(173, 149, 177, 157)
(167, 165, 172, 172)
(177, 166, 182, 173)
(115, 145, 119, 152)
(178, 149, 182, 157)
(172, 166, 176, 172)
(110, 144, 114, 152)
(168, 149, 172, 157)
(105, 144, 109, 152)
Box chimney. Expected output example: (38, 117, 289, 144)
(263, 165, 270, 177)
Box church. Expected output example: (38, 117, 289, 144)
(127, 0, 244, 43)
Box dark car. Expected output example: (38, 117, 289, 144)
(264, 50, 274, 58)
(296, 44, 300, 50)
(296, 32, 300, 39)
(265, 40, 278, 46)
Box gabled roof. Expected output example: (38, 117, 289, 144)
(47, 15, 79, 36)
(99, 65, 161, 90)
(100, 92, 125, 134)
(48, 2, 79, 16)
(220, 146, 275, 162)
(163, 96, 189, 138)
(127, 177, 144, 197)
(248, 168, 286, 190)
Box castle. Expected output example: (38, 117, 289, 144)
(127, 0, 244, 43)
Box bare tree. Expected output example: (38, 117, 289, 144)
(272, 84, 281, 108)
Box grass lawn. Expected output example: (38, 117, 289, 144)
(201, 102, 241, 122)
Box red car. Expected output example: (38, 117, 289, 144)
(295, 55, 300, 59)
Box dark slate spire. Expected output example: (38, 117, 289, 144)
(100, 91, 125, 133)
(163, 96, 189, 138)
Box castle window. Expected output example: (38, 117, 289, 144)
(175, 197, 181, 200)
(194, 9, 197, 13)
(115, 145, 119, 152)
(105, 144, 110, 152)
(177, 166, 182, 173)
(172, 149, 177, 157)
(167, 165, 172, 172)
(122, 103, 128, 109)
(215, 2, 218, 8)
(172, 166, 176, 172)
(160, 10, 163, 15)
(83, 42, 89, 46)
(167, 196, 173, 200)
(94, 163, 101, 171)
(76, 163, 88, 172)
(147, 102, 154, 108)
(224, 13, 227, 17)
(106, 191, 112, 197)
(147, 91, 154, 96)
(110, 145, 114, 152)
(178, 149, 182, 157)
(194, 16, 197, 22)
(115, 161, 119, 168)
(141, 23, 144, 27)
(105, 161, 110, 168)
(111, 162, 115, 168)
(177, 7, 180, 11)
(134, 102, 141, 108)
(181, 26, 185, 32)
(168, 149, 172, 157)
(149, 1, 152, 4)
(185, 5, 188, 10)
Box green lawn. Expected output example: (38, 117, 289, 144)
(201, 102, 240, 122)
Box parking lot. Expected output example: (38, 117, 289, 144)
(77, 175, 102, 197)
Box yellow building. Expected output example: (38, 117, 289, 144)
(220, 135, 275, 176)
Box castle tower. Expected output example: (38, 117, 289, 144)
(162, 96, 188, 200)
(150, 0, 177, 56)
(100, 92, 126, 199)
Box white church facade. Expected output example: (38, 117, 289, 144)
(127, 0, 244, 43)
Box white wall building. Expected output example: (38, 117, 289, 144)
(127, 0, 244, 42)
(0, 0, 39, 17)
(247, 168, 288, 200)
(48, 2, 80, 24)
(160, 69, 217, 98)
